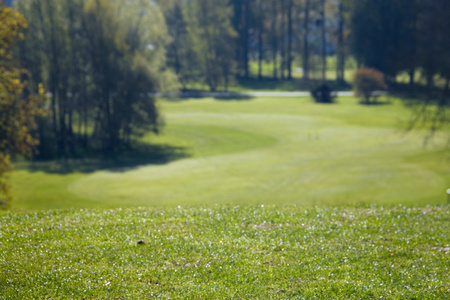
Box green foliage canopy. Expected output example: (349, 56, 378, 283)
(350, 0, 450, 86)
(187, 0, 237, 92)
(16, 0, 177, 154)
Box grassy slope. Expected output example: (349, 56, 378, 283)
(11, 96, 449, 210)
(1, 206, 449, 299)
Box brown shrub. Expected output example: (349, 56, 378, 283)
(353, 68, 388, 104)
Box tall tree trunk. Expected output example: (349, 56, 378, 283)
(336, 0, 345, 82)
(258, 27, 263, 79)
(83, 82, 88, 147)
(409, 0, 417, 89)
(272, 0, 278, 79)
(426, 72, 434, 91)
(243, 0, 249, 78)
(58, 89, 67, 156)
(68, 96, 73, 138)
(45, 0, 66, 157)
(257, 0, 264, 80)
(287, 0, 293, 80)
(67, 0, 76, 141)
(280, 1, 286, 80)
(232, 0, 242, 76)
(174, 44, 181, 75)
(321, 0, 326, 82)
(77, 92, 82, 146)
(302, 0, 310, 80)
(224, 69, 229, 92)
(35, 1, 60, 156)
(50, 92, 59, 155)
(409, 69, 415, 88)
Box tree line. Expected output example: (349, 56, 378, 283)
(14, 0, 176, 157)
(5, 0, 450, 158)
(160, 0, 450, 90)
(351, 0, 450, 90)
(160, 0, 348, 88)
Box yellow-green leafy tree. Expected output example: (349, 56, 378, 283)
(0, 4, 45, 208)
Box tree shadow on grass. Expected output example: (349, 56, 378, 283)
(213, 93, 254, 101)
(391, 87, 449, 108)
(18, 143, 189, 175)
(160, 91, 254, 102)
(358, 99, 392, 106)
(236, 77, 352, 92)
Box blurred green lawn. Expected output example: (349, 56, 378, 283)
(10, 96, 449, 210)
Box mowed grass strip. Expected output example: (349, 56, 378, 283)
(11, 96, 450, 210)
(0, 206, 449, 299)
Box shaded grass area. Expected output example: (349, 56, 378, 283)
(18, 143, 188, 175)
(182, 77, 352, 93)
(18, 124, 273, 175)
(0, 206, 449, 299)
(233, 77, 352, 92)
(10, 143, 189, 210)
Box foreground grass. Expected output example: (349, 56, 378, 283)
(1, 205, 449, 299)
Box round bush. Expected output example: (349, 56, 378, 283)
(353, 68, 388, 104)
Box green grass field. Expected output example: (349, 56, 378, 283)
(3, 95, 450, 299)
(1, 206, 449, 298)
(10, 96, 449, 210)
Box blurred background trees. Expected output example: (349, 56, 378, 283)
(1, 0, 448, 160)
(187, 0, 237, 92)
(11, 0, 449, 96)
(349, 0, 450, 88)
(349, 0, 449, 136)
(156, 0, 450, 90)
(15, 0, 175, 156)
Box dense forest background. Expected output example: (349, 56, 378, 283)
(159, 0, 450, 90)
(5, 0, 450, 158)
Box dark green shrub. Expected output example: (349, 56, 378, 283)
(311, 83, 336, 103)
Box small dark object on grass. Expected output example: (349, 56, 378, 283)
(137, 240, 145, 245)
(311, 83, 336, 103)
